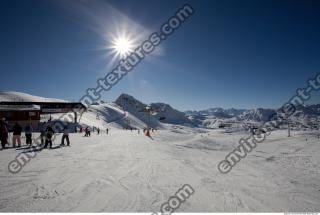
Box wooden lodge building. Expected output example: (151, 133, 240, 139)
(0, 101, 86, 131)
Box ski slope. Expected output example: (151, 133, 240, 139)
(47, 102, 162, 130)
(0, 128, 319, 212)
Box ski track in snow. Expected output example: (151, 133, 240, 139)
(0, 129, 320, 212)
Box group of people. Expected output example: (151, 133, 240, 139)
(82, 126, 109, 137)
(0, 118, 71, 150)
(143, 128, 156, 132)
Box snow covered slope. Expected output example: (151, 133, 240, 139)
(0, 91, 66, 102)
(79, 101, 156, 129)
(150, 103, 195, 126)
(0, 129, 319, 212)
(115, 94, 163, 128)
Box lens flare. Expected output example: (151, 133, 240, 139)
(111, 36, 134, 58)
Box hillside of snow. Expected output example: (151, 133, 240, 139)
(0, 91, 66, 103)
(150, 102, 195, 126)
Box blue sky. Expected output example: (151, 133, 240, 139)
(1, 0, 320, 110)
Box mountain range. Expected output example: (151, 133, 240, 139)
(1, 91, 319, 129)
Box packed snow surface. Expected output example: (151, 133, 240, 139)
(0, 128, 319, 212)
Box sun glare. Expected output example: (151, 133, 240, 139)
(112, 37, 133, 58)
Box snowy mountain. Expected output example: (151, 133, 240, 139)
(114, 93, 162, 128)
(114, 94, 196, 127)
(238, 108, 277, 122)
(149, 103, 195, 126)
(186, 108, 246, 119)
(186, 105, 320, 129)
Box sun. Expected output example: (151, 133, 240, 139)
(112, 37, 133, 58)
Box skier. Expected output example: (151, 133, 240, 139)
(106, 128, 109, 135)
(0, 118, 8, 149)
(44, 126, 54, 149)
(97, 127, 100, 135)
(40, 126, 46, 146)
(88, 127, 91, 136)
(84, 127, 88, 137)
(25, 124, 33, 146)
(61, 126, 70, 146)
(12, 122, 22, 148)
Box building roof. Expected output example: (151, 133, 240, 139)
(0, 104, 41, 111)
(0, 101, 86, 113)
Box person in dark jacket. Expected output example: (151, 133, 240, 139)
(12, 122, 22, 147)
(61, 126, 70, 146)
(0, 118, 8, 149)
(84, 127, 88, 137)
(40, 126, 46, 146)
(84, 127, 91, 137)
(44, 126, 54, 149)
(25, 124, 33, 146)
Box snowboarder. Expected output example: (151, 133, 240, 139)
(44, 126, 54, 149)
(25, 124, 33, 146)
(61, 126, 70, 146)
(12, 122, 22, 148)
(0, 118, 8, 149)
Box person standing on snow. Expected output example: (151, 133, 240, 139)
(0, 118, 8, 149)
(25, 124, 33, 146)
(61, 126, 70, 146)
(12, 122, 22, 148)
(84, 127, 89, 137)
(44, 126, 54, 149)
(97, 127, 100, 135)
(40, 125, 46, 146)
(87, 127, 91, 136)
